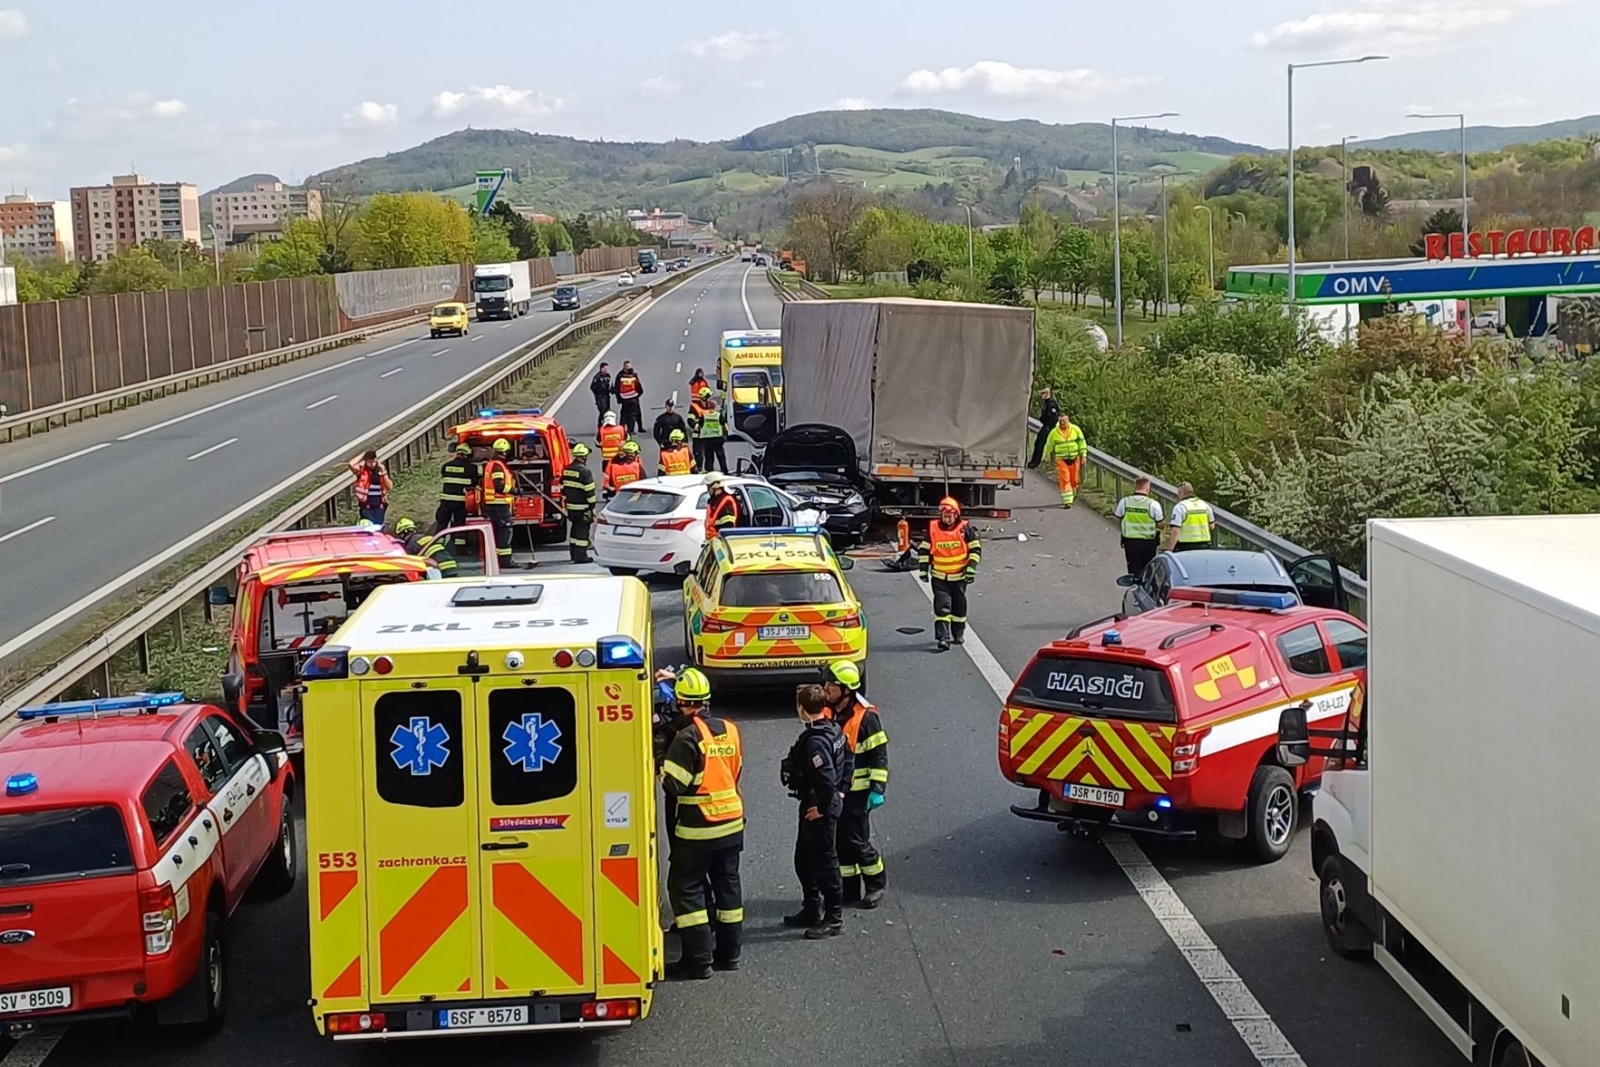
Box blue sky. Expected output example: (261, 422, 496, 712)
(0, 0, 1592, 196)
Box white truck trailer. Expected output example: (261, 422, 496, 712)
(471, 261, 532, 320)
(1277, 515, 1600, 1067)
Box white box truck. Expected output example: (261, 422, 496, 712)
(1277, 515, 1600, 1067)
(471, 261, 532, 320)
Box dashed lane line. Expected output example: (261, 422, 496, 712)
(305, 395, 338, 410)
(185, 437, 238, 462)
(0, 516, 56, 546)
(379, 367, 404, 379)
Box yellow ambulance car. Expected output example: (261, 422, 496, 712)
(299, 575, 661, 1040)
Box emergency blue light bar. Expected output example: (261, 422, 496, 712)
(477, 408, 543, 418)
(597, 636, 646, 669)
(300, 646, 350, 680)
(1169, 586, 1297, 611)
(17, 691, 186, 721)
(6, 772, 39, 797)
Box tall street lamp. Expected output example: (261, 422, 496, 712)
(1194, 204, 1215, 290)
(1287, 56, 1387, 306)
(1111, 110, 1178, 345)
(1341, 133, 1359, 260)
(960, 203, 974, 274)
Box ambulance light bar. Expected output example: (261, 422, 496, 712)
(1169, 587, 1297, 611)
(17, 691, 185, 720)
(721, 526, 820, 537)
(301, 646, 350, 679)
(597, 636, 646, 669)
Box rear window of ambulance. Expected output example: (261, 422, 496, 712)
(0, 806, 136, 885)
(1011, 655, 1177, 723)
(721, 570, 842, 608)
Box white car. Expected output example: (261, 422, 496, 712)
(592, 474, 824, 578)
(617, 271, 634, 287)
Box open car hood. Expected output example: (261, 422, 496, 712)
(761, 423, 859, 483)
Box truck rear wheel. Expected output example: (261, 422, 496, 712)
(1494, 1038, 1533, 1067)
(1246, 765, 1297, 863)
(1318, 855, 1372, 958)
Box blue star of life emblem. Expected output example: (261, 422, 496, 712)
(390, 716, 450, 776)
(503, 713, 563, 772)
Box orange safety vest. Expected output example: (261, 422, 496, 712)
(482, 459, 514, 506)
(660, 445, 695, 476)
(606, 457, 644, 492)
(837, 698, 873, 750)
(354, 465, 387, 504)
(598, 424, 627, 460)
(689, 375, 709, 397)
(927, 519, 971, 579)
(705, 493, 740, 541)
(682, 716, 743, 832)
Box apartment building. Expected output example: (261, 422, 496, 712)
(211, 181, 322, 244)
(70, 174, 201, 261)
(0, 195, 75, 261)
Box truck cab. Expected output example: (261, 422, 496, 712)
(637, 249, 658, 274)
(472, 263, 531, 321)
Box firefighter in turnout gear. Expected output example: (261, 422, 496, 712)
(598, 411, 627, 471)
(782, 684, 848, 939)
(393, 517, 457, 575)
(562, 442, 598, 564)
(917, 497, 982, 652)
(658, 429, 697, 476)
(435, 442, 478, 532)
(482, 437, 519, 569)
(822, 660, 888, 908)
(703, 473, 740, 540)
(658, 667, 745, 980)
(604, 439, 645, 498)
(689, 385, 728, 473)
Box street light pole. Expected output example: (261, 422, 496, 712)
(1194, 205, 1215, 290)
(1406, 110, 1470, 339)
(1111, 110, 1178, 345)
(1341, 134, 1358, 260)
(961, 203, 974, 274)
(1160, 172, 1172, 313)
(1287, 56, 1386, 307)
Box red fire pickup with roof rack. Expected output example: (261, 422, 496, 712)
(998, 587, 1368, 862)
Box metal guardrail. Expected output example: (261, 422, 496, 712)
(1027, 416, 1370, 616)
(0, 256, 722, 721)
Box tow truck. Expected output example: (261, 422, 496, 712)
(449, 409, 576, 549)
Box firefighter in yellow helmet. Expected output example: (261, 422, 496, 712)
(657, 666, 744, 980)
(916, 496, 981, 652)
(482, 437, 523, 569)
(689, 384, 727, 473)
(561, 442, 597, 564)
(821, 660, 888, 908)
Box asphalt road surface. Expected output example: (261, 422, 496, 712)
(0, 259, 712, 664)
(0, 263, 1465, 1066)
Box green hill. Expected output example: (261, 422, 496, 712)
(1356, 115, 1600, 153)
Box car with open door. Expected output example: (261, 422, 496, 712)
(1117, 549, 1347, 617)
(751, 423, 871, 546)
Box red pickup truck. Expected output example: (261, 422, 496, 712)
(0, 693, 297, 1037)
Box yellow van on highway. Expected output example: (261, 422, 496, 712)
(300, 575, 660, 1041)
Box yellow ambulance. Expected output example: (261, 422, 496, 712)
(717, 329, 783, 444)
(299, 575, 661, 1040)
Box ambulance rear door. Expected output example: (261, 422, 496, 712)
(476, 675, 596, 999)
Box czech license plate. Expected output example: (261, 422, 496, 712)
(437, 1006, 528, 1030)
(614, 524, 645, 537)
(758, 625, 810, 640)
(0, 986, 71, 1014)
(1066, 783, 1126, 808)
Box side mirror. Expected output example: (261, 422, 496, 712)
(1276, 704, 1311, 767)
(837, 556, 855, 572)
(254, 729, 287, 781)
(221, 672, 244, 714)
(207, 585, 234, 607)
(1116, 574, 1137, 588)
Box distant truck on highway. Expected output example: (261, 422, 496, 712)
(780, 298, 1031, 520)
(637, 249, 659, 273)
(472, 262, 532, 320)
(1277, 515, 1599, 1067)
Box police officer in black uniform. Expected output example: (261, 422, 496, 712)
(561, 442, 598, 564)
(781, 683, 849, 939)
(436, 442, 478, 533)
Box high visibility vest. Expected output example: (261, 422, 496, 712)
(355, 466, 385, 504)
(706, 493, 739, 540)
(1119, 494, 1159, 540)
(693, 401, 723, 439)
(607, 457, 644, 491)
(439, 457, 476, 502)
(598, 424, 627, 460)
(1178, 499, 1214, 544)
(927, 519, 972, 579)
(616, 373, 641, 400)
(660, 445, 695, 475)
(689, 376, 709, 397)
(482, 459, 514, 505)
(675, 717, 744, 840)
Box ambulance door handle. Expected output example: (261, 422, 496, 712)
(482, 840, 528, 852)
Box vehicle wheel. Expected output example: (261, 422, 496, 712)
(172, 910, 226, 1034)
(1318, 855, 1371, 958)
(608, 567, 638, 577)
(1494, 1038, 1533, 1067)
(253, 797, 298, 900)
(1245, 765, 1297, 863)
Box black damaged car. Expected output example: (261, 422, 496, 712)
(756, 423, 872, 546)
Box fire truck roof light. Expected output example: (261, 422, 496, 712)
(1169, 587, 1297, 611)
(17, 692, 185, 720)
(1102, 629, 1122, 646)
(6, 772, 38, 797)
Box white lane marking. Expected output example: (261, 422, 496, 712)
(0, 516, 56, 546)
(670, 390, 678, 406)
(912, 579, 1308, 1067)
(305, 394, 338, 410)
(430, 349, 449, 358)
(185, 437, 238, 462)
(675, 362, 682, 374)
(0, 442, 111, 485)
(470, 335, 483, 343)
(740, 263, 758, 329)
(379, 367, 405, 379)
(0, 331, 554, 664)
(500, 323, 513, 330)
(115, 353, 367, 441)
(679, 343, 686, 352)
(683, 329, 690, 337)
(0, 1028, 64, 1067)
(686, 317, 692, 324)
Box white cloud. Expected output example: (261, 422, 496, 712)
(1250, 0, 1567, 56)
(835, 97, 873, 111)
(346, 100, 398, 125)
(636, 75, 679, 99)
(0, 9, 28, 39)
(150, 98, 187, 118)
(686, 30, 787, 62)
(431, 84, 569, 119)
(0, 143, 31, 166)
(900, 60, 1148, 101)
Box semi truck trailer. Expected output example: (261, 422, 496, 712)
(472, 261, 532, 320)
